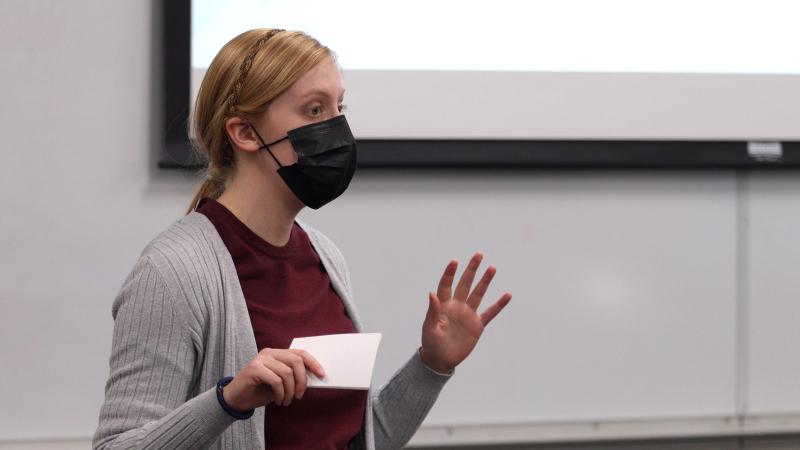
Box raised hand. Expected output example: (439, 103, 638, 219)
(420, 252, 512, 373)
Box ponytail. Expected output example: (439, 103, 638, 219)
(186, 177, 224, 214)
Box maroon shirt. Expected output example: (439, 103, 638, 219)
(197, 198, 366, 449)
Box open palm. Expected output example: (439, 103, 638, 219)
(420, 253, 512, 373)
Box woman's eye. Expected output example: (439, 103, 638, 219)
(309, 105, 322, 116)
(338, 104, 347, 113)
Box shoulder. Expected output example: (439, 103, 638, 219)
(115, 212, 233, 332)
(131, 213, 233, 307)
(141, 212, 225, 274)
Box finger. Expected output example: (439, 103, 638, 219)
(480, 293, 512, 326)
(466, 266, 496, 310)
(277, 352, 308, 400)
(424, 291, 441, 328)
(294, 349, 326, 380)
(453, 252, 484, 302)
(436, 260, 458, 302)
(264, 359, 295, 406)
(254, 363, 285, 405)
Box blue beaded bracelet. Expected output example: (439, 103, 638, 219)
(216, 376, 255, 420)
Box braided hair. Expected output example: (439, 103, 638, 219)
(226, 28, 285, 115)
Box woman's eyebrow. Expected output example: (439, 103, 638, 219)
(298, 88, 346, 101)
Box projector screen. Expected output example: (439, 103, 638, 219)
(159, 0, 800, 168)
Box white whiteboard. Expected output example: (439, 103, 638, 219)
(746, 173, 800, 414)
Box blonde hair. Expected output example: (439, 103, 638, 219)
(187, 29, 332, 213)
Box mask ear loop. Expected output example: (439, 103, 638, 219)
(249, 123, 289, 168)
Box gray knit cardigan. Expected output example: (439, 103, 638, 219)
(93, 212, 450, 449)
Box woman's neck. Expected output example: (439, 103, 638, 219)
(216, 168, 303, 247)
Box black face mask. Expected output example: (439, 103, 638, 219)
(251, 115, 358, 209)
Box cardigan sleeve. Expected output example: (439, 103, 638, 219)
(92, 257, 236, 450)
(369, 351, 452, 449)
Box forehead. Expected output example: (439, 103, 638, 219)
(286, 56, 345, 100)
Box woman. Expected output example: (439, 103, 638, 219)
(93, 29, 511, 450)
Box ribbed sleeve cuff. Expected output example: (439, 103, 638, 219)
(404, 350, 453, 392)
(188, 387, 239, 440)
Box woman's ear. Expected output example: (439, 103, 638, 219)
(225, 116, 262, 153)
